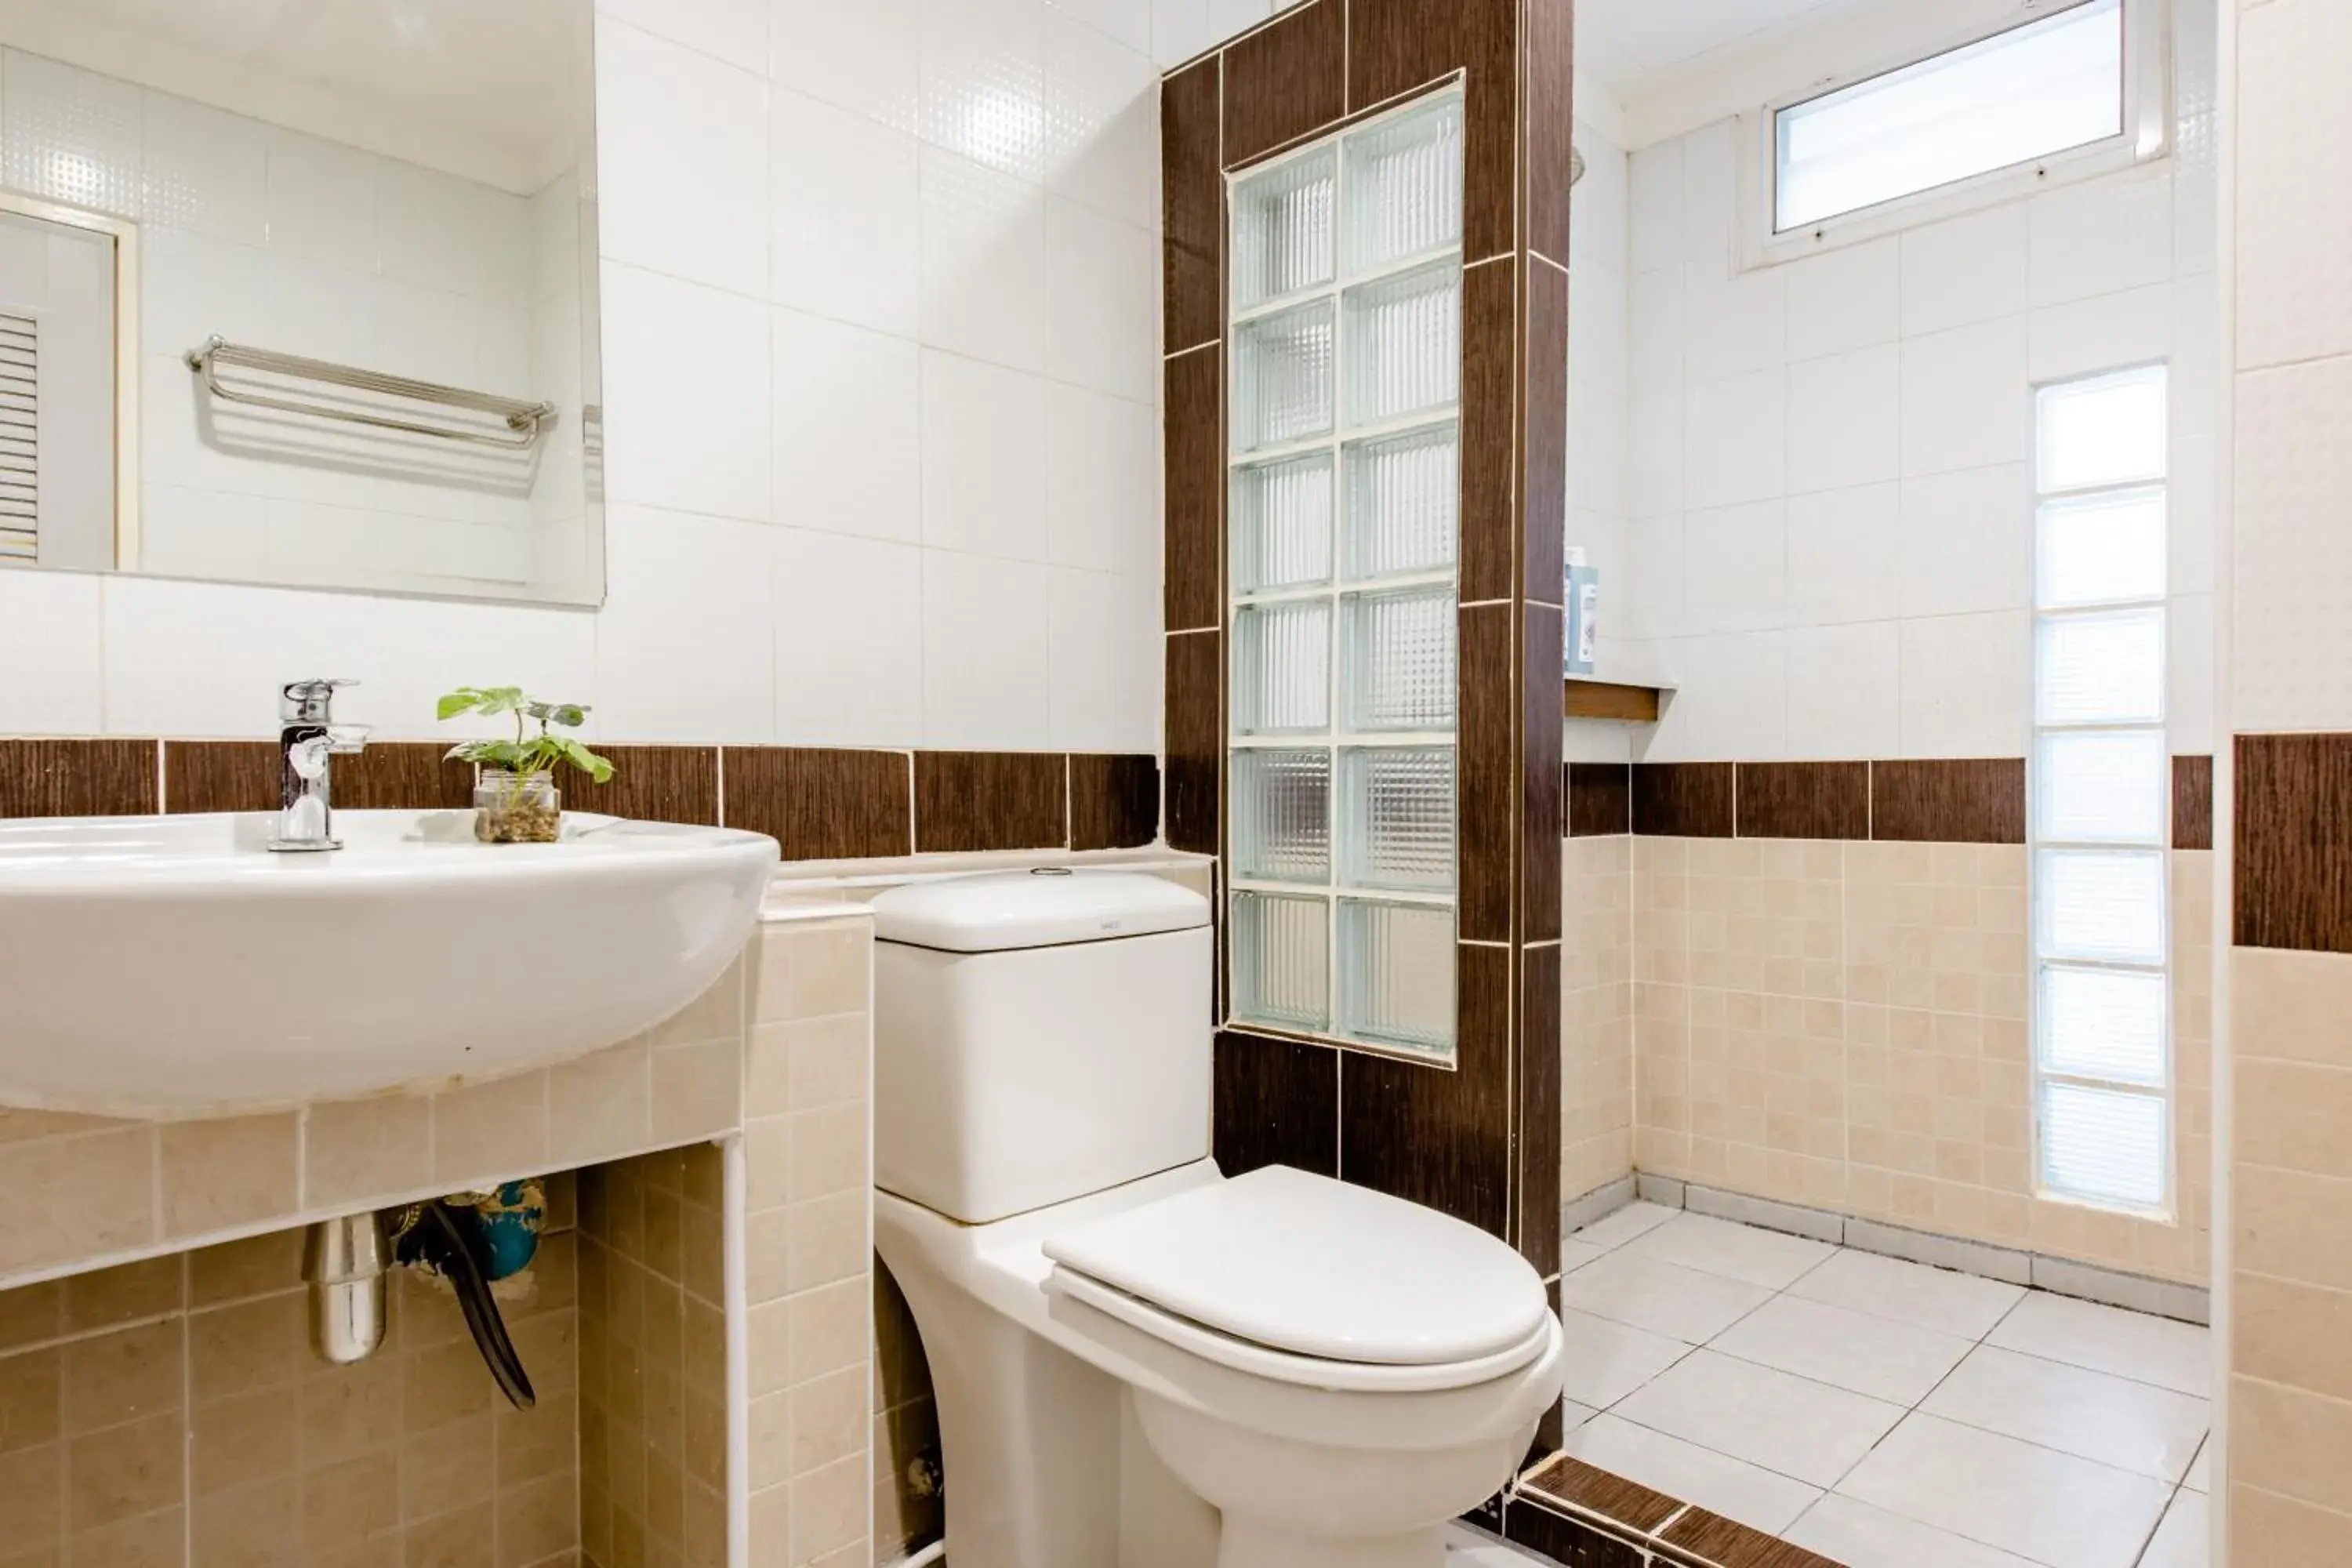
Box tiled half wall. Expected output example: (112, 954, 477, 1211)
(1564, 758, 2215, 1290)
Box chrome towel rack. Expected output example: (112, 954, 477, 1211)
(184, 336, 557, 450)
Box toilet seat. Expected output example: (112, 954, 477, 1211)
(1040, 1165, 1552, 1388)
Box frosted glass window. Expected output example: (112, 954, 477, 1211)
(2038, 366, 2169, 492)
(1222, 89, 1465, 1061)
(1775, 0, 2124, 232)
(2038, 848, 2165, 966)
(2040, 964, 2167, 1086)
(2035, 731, 2167, 844)
(2038, 489, 2167, 608)
(2036, 609, 2165, 725)
(2041, 1081, 2167, 1210)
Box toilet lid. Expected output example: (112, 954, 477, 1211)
(1040, 1166, 1549, 1367)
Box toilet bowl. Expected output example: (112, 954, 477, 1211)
(868, 871, 1566, 1568)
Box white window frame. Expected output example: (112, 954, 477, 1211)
(1735, 0, 2172, 271)
(2027, 362, 2173, 1219)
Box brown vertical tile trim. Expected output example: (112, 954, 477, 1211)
(1070, 754, 1161, 851)
(1166, 631, 1223, 855)
(1868, 758, 2026, 845)
(332, 743, 476, 810)
(1345, 0, 1517, 262)
(1735, 761, 1868, 841)
(1516, 944, 1562, 1276)
(2175, 753, 2214, 851)
(1631, 764, 1734, 838)
(1162, 56, 1224, 354)
(1659, 1509, 1845, 1568)
(1522, 604, 1565, 943)
(1459, 603, 1516, 942)
(1520, 1456, 1682, 1536)
(0, 738, 157, 818)
(162, 740, 275, 813)
(1501, 1493, 1650, 1567)
(912, 753, 1069, 854)
(1458, 259, 1519, 606)
(1338, 942, 1512, 1238)
(565, 746, 720, 826)
(1221, 0, 1345, 165)
(2235, 734, 2352, 953)
(1165, 347, 1223, 635)
(1214, 1030, 1338, 1178)
(1567, 764, 1632, 837)
(1522, 257, 1569, 604)
(1522, 0, 1575, 266)
(721, 746, 910, 861)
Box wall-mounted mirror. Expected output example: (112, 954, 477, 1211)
(0, 0, 601, 605)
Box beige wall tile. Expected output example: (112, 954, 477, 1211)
(163, 1114, 300, 1240)
(2229, 1481, 2352, 1566)
(66, 1320, 183, 1433)
(0, 1129, 158, 1277)
(2238, 1163, 2352, 1293)
(2233, 1374, 2352, 1517)
(789, 1450, 866, 1562)
(303, 1096, 432, 1210)
(549, 1047, 653, 1165)
(652, 1042, 742, 1143)
(750, 920, 873, 1024)
(2236, 1270, 2352, 1404)
(655, 958, 746, 1047)
(431, 1072, 552, 1185)
(2234, 946, 2352, 1070)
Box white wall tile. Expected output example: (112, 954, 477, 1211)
(919, 143, 1049, 372)
(1150, 0, 1218, 71)
(1629, 267, 1684, 397)
(377, 158, 528, 303)
(1048, 565, 1155, 750)
(2236, 0, 2352, 370)
(1622, 515, 1686, 642)
(1630, 139, 1684, 274)
(1570, 124, 1630, 274)
(1899, 465, 2032, 619)
(601, 0, 768, 74)
(2232, 356, 2352, 729)
(1046, 380, 1160, 578)
(1900, 612, 2031, 758)
(1572, 263, 1630, 394)
(0, 570, 103, 735)
(771, 307, 921, 542)
(768, 0, 921, 132)
(1785, 237, 1900, 361)
(1680, 121, 1736, 267)
(1570, 376, 1630, 521)
(140, 92, 267, 246)
(1900, 205, 2029, 339)
(2170, 432, 2216, 597)
(601, 263, 773, 522)
(1043, 9, 1159, 231)
(769, 88, 920, 336)
(2169, 592, 2214, 755)
(1682, 501, 1786, 636)
(1630, 391, 1686, 517)
(1785, 484, 1900, 630)
(1684, 263, 1785, 383)
(595, 506, 775, 742)
(1900, 319, 2028, 478)
(918, 0, 1048, 182)
(1646, 632, 1787, 762)
(1686, 368, 1786, 510)
(2, 50, 143, 219)
(920, 350, 1050, 561)
(1787, 622, 1899, 760)
(1047, 0, 1151, 56)
(1787, 345, 1900, 495)
(921, 550, 1053, 748)
(2028, 168, 2174, 309)
(265, 129, 379, 274)
(773, 527, 924, 744)
(597, 19, 770, 299)
(2170, 272, 2223, 440)
(2028, 282, 2172, 383)
(1045, 198, 1158, 401)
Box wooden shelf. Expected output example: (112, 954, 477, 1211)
(1564, 678, 1664, 723)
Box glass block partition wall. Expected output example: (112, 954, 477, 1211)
(1226, 92, 1467, 1060)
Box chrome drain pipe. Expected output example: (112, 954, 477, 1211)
(303, 1210, 393, 1364)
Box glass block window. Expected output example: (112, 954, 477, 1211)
(2031, 365, 2170, 1213)
(1225, 90, 1464, 1062)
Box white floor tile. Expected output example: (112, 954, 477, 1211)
(1622, 1211, 1839, 1290)
(1563, 1399, 1599, 1434)
(1921, 1345, 2209, 1483)
(1986, 1293, 2212, 1397)
(1835, 1413, 2174, 1568)
(1559, 1250, 1777, 1345)
(1560, 1237, 1607, 1274)
(1784, 1494, 2045, 1568)
(1788, 1247, 2028, 1340)
(2183, 1437, 2209, 1493)
(1558, 1308, 1693, 1409)
(1570, 1200, 1681, 1252)
(1565, 1413, 1824, 1537)
(2140, 1489, 2210, 1568)
(1613, 1349, 1907, 1489)
(1711, 1294, 1976, 1406)
(1443, 1525, 1540, 1564)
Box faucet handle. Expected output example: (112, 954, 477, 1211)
(281, 678, 358, 725)
(325, 724, 372, 756)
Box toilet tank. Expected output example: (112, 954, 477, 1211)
(873, 870, 1214, 1224)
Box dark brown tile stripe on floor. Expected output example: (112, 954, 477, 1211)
(1500, 1454, 1856, 1568)
(1568, 763, 1632, 837)
(1500, 1495, 1650, 1567)
(1657, 1511, 1843, 1568)
(2173, 752, 2213, 851)
(1521, 1456, 1680, 1535)
(2236, 732, 2352, 953)
(0, 738, 155, 818)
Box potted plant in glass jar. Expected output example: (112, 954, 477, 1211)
(437, 687, 615, 843)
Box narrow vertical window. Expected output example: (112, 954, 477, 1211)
(2031, 365, 2171, 1212)
(1225, 92, 1465, 1061)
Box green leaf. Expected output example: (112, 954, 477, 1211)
(553, 736, 615, 784)
(437, 686, 528, 722)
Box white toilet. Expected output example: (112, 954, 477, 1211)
(869, 870, 1565, 1568)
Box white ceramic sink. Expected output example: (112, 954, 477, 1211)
(0, 810, 779, 1116)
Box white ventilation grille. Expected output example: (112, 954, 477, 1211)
(0, 311, 33, 563)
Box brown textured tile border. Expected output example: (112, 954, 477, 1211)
(1568, 763, 1632, 837)
(0, 738, 156, 818)
(1867, 758, 2025, 844)
(1659, 1511, 1845, 1568)
(1212, 1030, 1338, 1178)
(1221, 0, 1345, 164)
(2174, 753, 2213, 852)
(913, 751, 1068, 854)
(1736, 762, 1868, 842)
(1632, 763, 1735, 838)
(1498, 1454, 1856, 1568)
(1521, 1456, 1679, 1536)
(1160, 56, 1223, 355)
(1070, 754, 1161, 851)
(2236, 733, 2352, 953)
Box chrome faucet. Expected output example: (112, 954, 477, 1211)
(271, 679, 371, 852)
